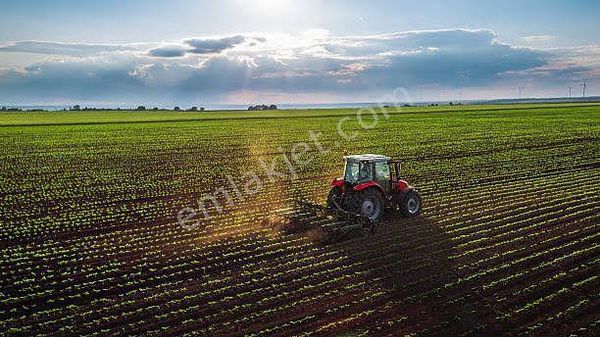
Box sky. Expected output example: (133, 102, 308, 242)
(0, 0, 598, 106)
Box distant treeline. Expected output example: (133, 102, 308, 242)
(248, 104, 278, 111)
(0, 105, 208, 112)
(1, 105, 282, 112)
(1, 107, 24, 112)
(134, 106, 206, 112)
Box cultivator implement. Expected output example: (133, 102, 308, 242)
(274, 199, 379, 243)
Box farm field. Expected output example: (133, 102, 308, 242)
(1, 103, 599, 336)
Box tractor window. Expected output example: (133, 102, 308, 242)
(344, 162, 360, 183)
(375, 162, 390, 180)
(345, 161, 372, 183)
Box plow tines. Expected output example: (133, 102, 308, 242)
(273, 199, 379, 243)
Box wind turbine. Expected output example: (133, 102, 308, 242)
(518, 86, 524, 99)
(582, 80, 587, 99)
(567, 85, 573, 99)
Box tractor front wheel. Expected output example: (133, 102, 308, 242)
(399, 189, 421, 217)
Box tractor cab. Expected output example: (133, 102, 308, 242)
(339, 154, 406, 194)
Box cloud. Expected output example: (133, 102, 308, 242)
(501, 45, 600, 80)
(184, 35, 247, 54)
(146, 35, 266, 58)
(522, 35, 555, 43)
(0, 29, 598, 104)
(0, 59, 146, 103)
(0, 41, 135, 57)
(341, 33, 548, 87)
(148, 46, 186, 58)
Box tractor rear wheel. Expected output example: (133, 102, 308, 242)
(399, 189, 421, 217)
(349, 188, 384, 221)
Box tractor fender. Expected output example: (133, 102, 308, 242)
(393, 179, 410, 191)
(398, 186, 415, 199)
(331, 178, 344, 188)
(353, 181, 384, 194)
(392, 186, 417, 207)
(391, 185, 414, 202)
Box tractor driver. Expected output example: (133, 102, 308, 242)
(358, 162, 372, 181)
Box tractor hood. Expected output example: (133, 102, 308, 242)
(331, 178, 344, 187)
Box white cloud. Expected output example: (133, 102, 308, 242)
(522, 35, 555, 43)
(0, 41, 144, 57)
(148, 46, 186, 58)
(0, 29, 598, 104)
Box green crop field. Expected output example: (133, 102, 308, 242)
(1, 103, 599, 336)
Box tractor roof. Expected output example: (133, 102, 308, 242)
(343, 154, 391, 162)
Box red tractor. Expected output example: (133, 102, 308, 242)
(327, 154, 421, 220)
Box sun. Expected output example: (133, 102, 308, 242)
(253, 0, 291, 13)
(231, 0, 296, 19)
